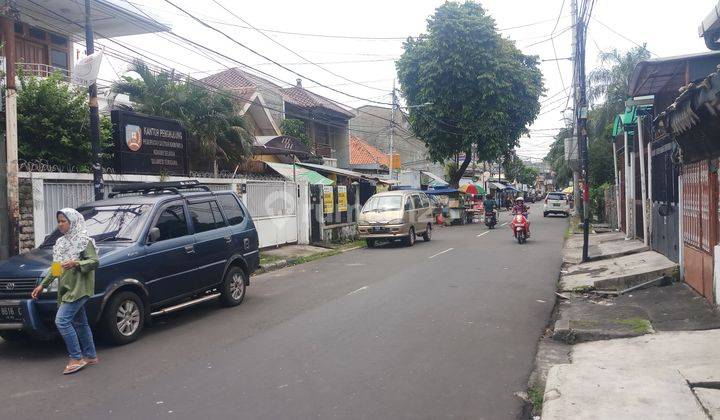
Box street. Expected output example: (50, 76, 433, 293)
(1, 203, 566, 420)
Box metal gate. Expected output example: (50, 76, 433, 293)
(650, 139, 679, 262)
(682, 159, 717, 303)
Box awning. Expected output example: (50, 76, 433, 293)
(421, 171, 448, 186)
(489, 182, 506, 190)
(296, 162, 366, 179)
(425, 187, 459, 195)
(265, 162, 334, 185)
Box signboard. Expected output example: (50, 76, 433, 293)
(337, 186, 348, 212)
(323, 185, 334, 214)
(112, 110, 188, 176)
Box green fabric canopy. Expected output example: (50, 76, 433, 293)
(265, 162, 334, 185)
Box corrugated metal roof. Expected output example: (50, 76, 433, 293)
(265, 162, 334, 185)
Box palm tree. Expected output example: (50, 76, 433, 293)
(112, 61, 254, 173)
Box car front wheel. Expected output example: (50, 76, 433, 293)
(101, 291, 145, 345)
(422, 224, 432, 241)
(405, 228, 416, 247)
(220, 266, 247, 307)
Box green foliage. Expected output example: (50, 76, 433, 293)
(112, 61, 254, 172)
(589, 182, 611, 222)
(543, 126, 573, 188)
(396, 2, 543, 186)
(8, 71, 113, 171)
(281, 119, 312, 149)
(502, 153, 538, 185)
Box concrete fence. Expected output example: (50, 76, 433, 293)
(16, 172, 310, 254)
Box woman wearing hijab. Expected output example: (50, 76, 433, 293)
(31, 208, 99, 374)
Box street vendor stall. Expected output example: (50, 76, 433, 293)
(459, 183, 486, 223)
(426, 187, 465, 225)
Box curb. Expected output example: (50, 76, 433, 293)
(256, 245, 364, 275)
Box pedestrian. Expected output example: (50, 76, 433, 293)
(31, 208, 99, 374)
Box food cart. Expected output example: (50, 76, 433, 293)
(425, 187, 465, 225)
(459, 183, 486, 223)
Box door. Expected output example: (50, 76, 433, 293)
(143, 202, 196, 304)
(403, 195, 414, 228)
(411, 194, 424, 232)
(216, 193, 258, 259)
(187, 200, 232, 291)
(419, 193, 432, 230)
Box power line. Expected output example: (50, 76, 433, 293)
(161, 0, 394, 106)
(209, 0, 389, 93)
(590, 16, 657, 57)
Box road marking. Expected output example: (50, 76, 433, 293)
(501, 221, 509, 227)
(347, 286, 368, 296)
(428, 248, 454, 259)
(477, 231, 491, 237)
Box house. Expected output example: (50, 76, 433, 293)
(0, 0, 167, 79)
(614, 51, 720, 271)
(349, 105, 445, 178)
(349, 134, 399, 175)
(203, 69, 354, 168)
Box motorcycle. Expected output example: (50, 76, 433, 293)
(510, 211, 529, 244)
(484, 210, 497, 229)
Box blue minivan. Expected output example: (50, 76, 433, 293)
(0, 181, 259, 344)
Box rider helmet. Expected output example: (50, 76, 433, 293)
(515, 196, 524, 201)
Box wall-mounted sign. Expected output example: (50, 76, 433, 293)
(337, 185, 347, 212)
(112, 110, 188, 176)
(323, 185, 334, 214)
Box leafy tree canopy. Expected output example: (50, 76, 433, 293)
(281, 119, 312, 149)
(396, 1, 543, 186)
(10, 71, 113, 171)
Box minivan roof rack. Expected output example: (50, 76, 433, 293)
(108, 180, 211, 198)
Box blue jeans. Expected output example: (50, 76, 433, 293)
(55, 297, 97, 360)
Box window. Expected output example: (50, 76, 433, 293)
(154, 205, 188, 242)
(547, 193, 565, 201)
(14, 22, 23, 34)
(188, 201, 225, 234)
(362, 195, 402, 213)
(217, 194, 244, 225)
(420, 194, 430, 208)
(29, 26, 46, 41)
(50, 33, 67, 47)
(405, 197, 414, 211)
(50, 49, 68, 69)
(412, 195, 423, 209)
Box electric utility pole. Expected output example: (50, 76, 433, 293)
(85, 0, 104, 200)
(572, 0, 591, 261)
(389, 79, 396, 180)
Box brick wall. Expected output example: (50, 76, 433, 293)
(18, 179, 35, 254)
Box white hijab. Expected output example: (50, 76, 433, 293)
(53, 208, 96, 262)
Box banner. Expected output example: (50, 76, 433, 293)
(337, 186, 347, 212)
(323, 186, 334, 214)
(72, 50, 104, 87)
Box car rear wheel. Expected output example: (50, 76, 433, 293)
(543, 212, 548, 217)
(422, 224, 432, 242)
(366, 238, 376, 248)
(220, 266, 247, 307)
(405, 228, 416, 247)
(101, 291, 145, 345)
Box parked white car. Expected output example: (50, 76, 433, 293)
(543, 192, 570, 217)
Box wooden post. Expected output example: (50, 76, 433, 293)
(647, 138, 653, 244)
(1, 14, 19, 257)
(624, 131, 631, 239)
(612, 141, 622, 230)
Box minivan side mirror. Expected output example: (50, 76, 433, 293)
(147, 227, 161, 243)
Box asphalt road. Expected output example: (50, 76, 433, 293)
(0, 203, 566, 420)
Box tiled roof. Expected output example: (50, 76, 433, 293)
(350, 135, 389, 167)
(281, 86, 355, 118)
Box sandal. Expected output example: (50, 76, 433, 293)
(84, 357, 99, 365)
(62, 359, 88, 375)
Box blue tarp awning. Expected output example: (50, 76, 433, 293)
(425, 187, 459, 195)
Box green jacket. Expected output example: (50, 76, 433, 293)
(41, 242, 98, 305)
(483, 199, 496, 212)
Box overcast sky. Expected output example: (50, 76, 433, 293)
(95, 0, 717, 161)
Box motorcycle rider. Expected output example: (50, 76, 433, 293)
(483, 193, 497, 226)
(512, 196, 530, 236)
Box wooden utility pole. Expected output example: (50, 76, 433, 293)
(389, 79, 396, 180)
(1, 6, 19, 258)
(85, 0, 104, 200)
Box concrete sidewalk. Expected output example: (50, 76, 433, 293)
(542, 330, 720, 419)
(559, 250, 678, 292)
(562, 232, 648, 265)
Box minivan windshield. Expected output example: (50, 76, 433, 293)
(362, 195, 403, 213)
(41, 204, 153, 247)
(547, 193, 566, 201)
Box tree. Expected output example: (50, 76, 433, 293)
(396, 1, 543, 187)
(281, 119, 312, 149)
(543, 126, 573, 189)
(112, 61, 254, 172)
(9, 71, 113, 171)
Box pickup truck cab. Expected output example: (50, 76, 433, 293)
(0, 181, 259, 345)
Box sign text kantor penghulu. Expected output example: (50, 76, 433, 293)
(112, 110, 189, 176)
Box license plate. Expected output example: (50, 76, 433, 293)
(516, 227, 524, 231)
(0, 305, 22, 323)
(372, 227, 387, 233)
(553, 203, 560, 207)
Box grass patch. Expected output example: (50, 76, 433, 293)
(292, 250, 341, 265)
(528, 383, 545, 416)
(570, 319, 598, 329)
(259, 254, 284, 266)
(614, 318, 653, 334)
(571, 285, 594, 293)
(329, 239, 367, 251)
